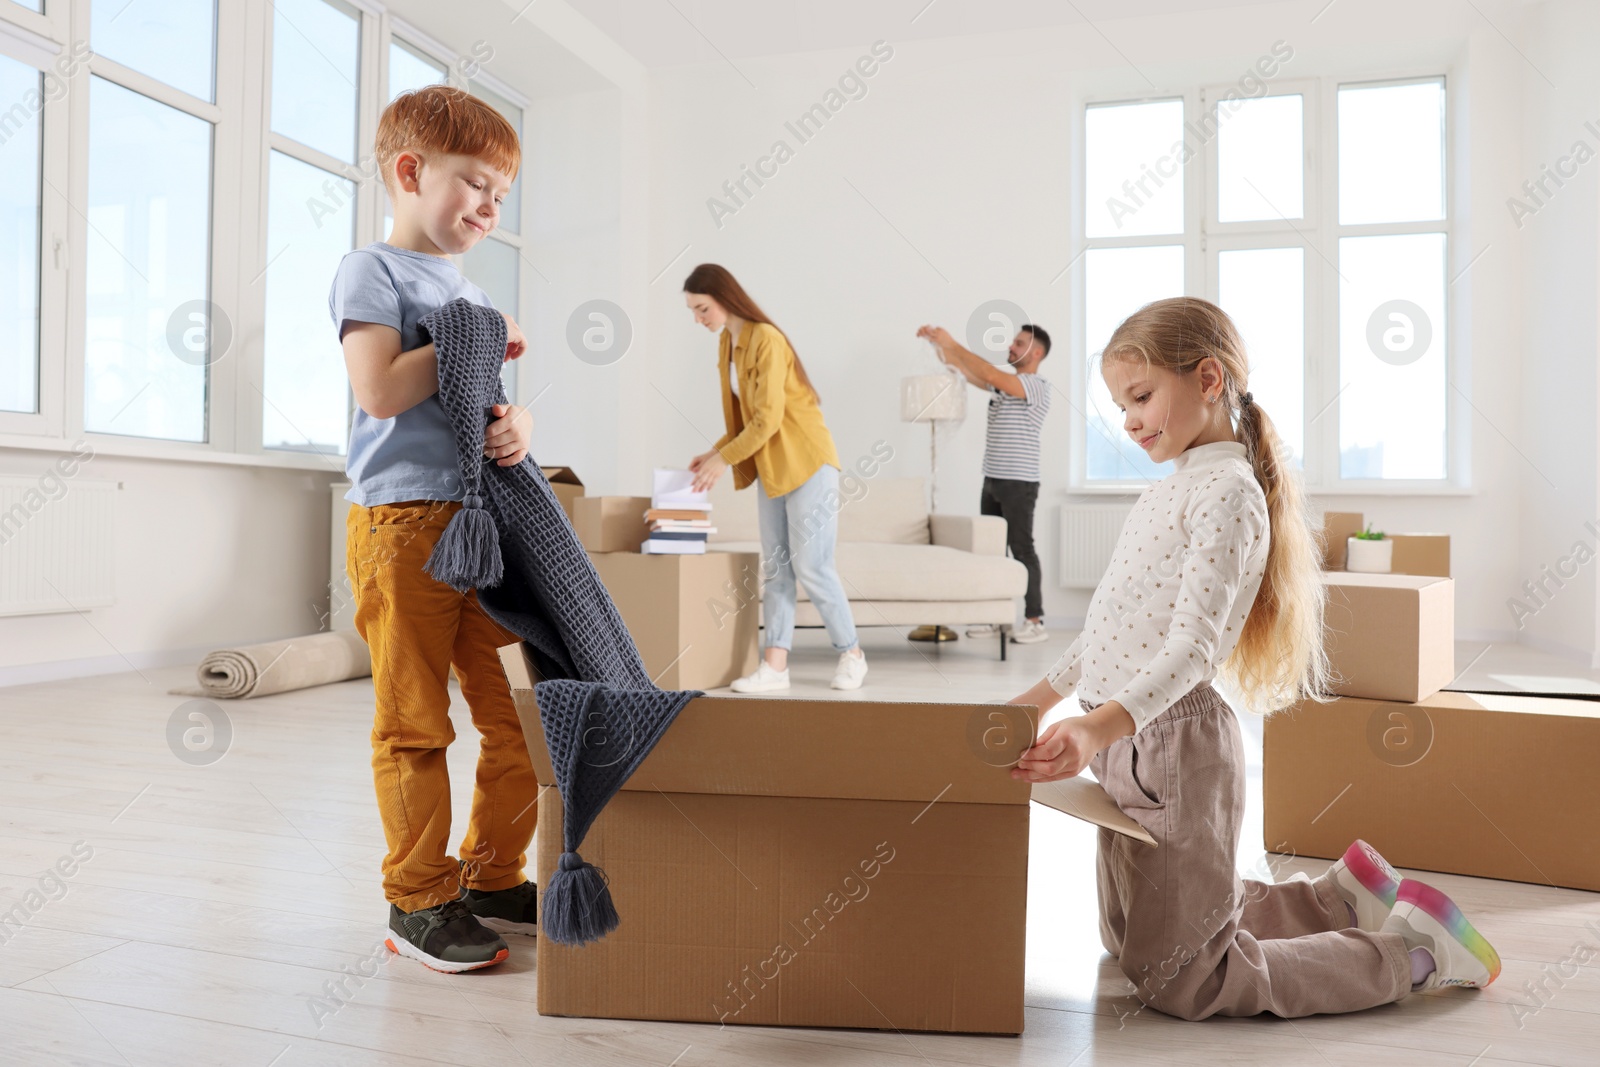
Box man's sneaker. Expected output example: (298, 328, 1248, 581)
(1328, 838, 1402, 931)
(1010, 619, 1049, 644)
(831, 650, 869, 691)
(461, 880, 539, 937)
(1381, 878, 1501, 990)
(386, 899, 508, 973)
(965, 623, 998, 638)
(730, 661, 790, 693)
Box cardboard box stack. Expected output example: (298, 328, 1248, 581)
(1273, 513, 1599, 891)
(643, 468, 713, 555)
(1319, 512, 1365, 571)
(586, 549, 760, 689)
(1321, 571, 1454, 703)
(571, 471, 756, 689)
(1265, 690, 1600, 892)
(498, 641, 1035, 1034)
(1388, 533, 1451, 578)
(573, 495, 652, 554)
(1317, 511, 1450, 577)
(540, 466, 585, 522)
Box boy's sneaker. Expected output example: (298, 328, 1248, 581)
(831, 650, 869, 691)
(1328, 838, 1402, 931)
(730, 662, 790, 693)
(461, 880, 539, 937)
(386, 899, 508, 973)
(1010, 619, 1049, 644)
(965, 623, 998, 638)
(1381, 878, 1501, 990)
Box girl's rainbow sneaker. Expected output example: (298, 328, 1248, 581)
(1382, 878, 1502, 990)
(1328, 839, 1402, 931)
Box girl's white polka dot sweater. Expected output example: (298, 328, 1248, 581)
(1046, 440, 1269, 732)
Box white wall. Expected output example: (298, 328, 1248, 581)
(1512, 0, 1600, 664)
(620, 0, 1567, 648)
(0, 450, 339, 680)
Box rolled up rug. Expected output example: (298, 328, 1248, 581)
(171, 630, 372, 700)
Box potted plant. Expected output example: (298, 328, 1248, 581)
(1346, 524, 1392, 573)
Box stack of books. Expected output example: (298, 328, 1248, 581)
(642, 469, 715, 555)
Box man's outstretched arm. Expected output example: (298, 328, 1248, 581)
(916, 325, 1025, 397)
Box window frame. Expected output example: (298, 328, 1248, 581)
(0, 13, 66, 438)
(1070, 65, 1466, 496)
(0, 0, 532, 472)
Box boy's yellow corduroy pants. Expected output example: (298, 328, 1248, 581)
(346, 498, 539, 912)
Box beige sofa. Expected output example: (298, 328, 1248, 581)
(704, 476, 1028, 659)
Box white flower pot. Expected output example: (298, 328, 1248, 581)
(1346, 536, 1393, 573)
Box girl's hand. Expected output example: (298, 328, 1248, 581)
(691, 450, 727, 492)
(484, 403, 531, 466)
(501, 312, 527, 362)
(1010, 701, 1134, 783)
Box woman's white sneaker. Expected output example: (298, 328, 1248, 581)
(831, 650, 869, 690)
(730, 662, 790, 693)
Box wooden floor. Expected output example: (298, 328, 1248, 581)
(2, 630, 1598, 1066)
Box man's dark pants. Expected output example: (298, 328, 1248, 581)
(979, 476, 1042, 621)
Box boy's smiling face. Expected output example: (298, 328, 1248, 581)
(388, 150, 512, 257)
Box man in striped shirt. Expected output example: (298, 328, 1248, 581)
(915, 323, 1052, 644)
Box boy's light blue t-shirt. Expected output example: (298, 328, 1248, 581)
(329, 242, 496, 506)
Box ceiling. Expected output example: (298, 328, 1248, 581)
(563, 0, 1289, 68)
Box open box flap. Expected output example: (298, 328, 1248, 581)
(1031, 776, 1157, 846)
(499, 641, 1035, 806)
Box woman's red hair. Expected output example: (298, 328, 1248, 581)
(683, 264, 819, 403)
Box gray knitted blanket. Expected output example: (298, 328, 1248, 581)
(416, 296, 700, 945)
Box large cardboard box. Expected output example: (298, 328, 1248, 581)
(1388, 533, 1451, 577)
(540, 467, 585, 521)
(1265, 691, 1600, 892)
(1323, 572, 1454, 703)
(1319, 511, 1365, 570)
(589, 550, 760, 690)
(497, 641, 1035, 1034)
(573, 495, 652, 553)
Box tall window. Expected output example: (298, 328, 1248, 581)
(1081, 73, 1451, 488)
(1083, 99, 1187, 482)
(0, 52, 42, 415)
(261, 0, 361, 454)
(464, 77, 525, 402)
(1336, 79, 1447, 480)
(83, 0, 217, 442)
(381, 37, 447, 242)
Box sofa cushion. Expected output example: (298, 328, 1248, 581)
(706, 475, 931, 546)
(838, 477, 930, 545)
(711, 541, 1026, 602)
(704, 477, 761, 542)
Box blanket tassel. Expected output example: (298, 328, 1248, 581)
(542, 850, 620, 945)
(424, 494, 504, 591)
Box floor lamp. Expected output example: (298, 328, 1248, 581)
(900, 369, 966, 643)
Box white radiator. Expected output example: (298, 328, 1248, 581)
(329, 482, 355, 631)
(0, 475, 118, 616)
(1057, 503, 1131, 589)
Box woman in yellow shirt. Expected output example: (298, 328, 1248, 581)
(683, 264, 867, 692)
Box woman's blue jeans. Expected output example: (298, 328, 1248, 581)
(755, 464, 859, 653)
